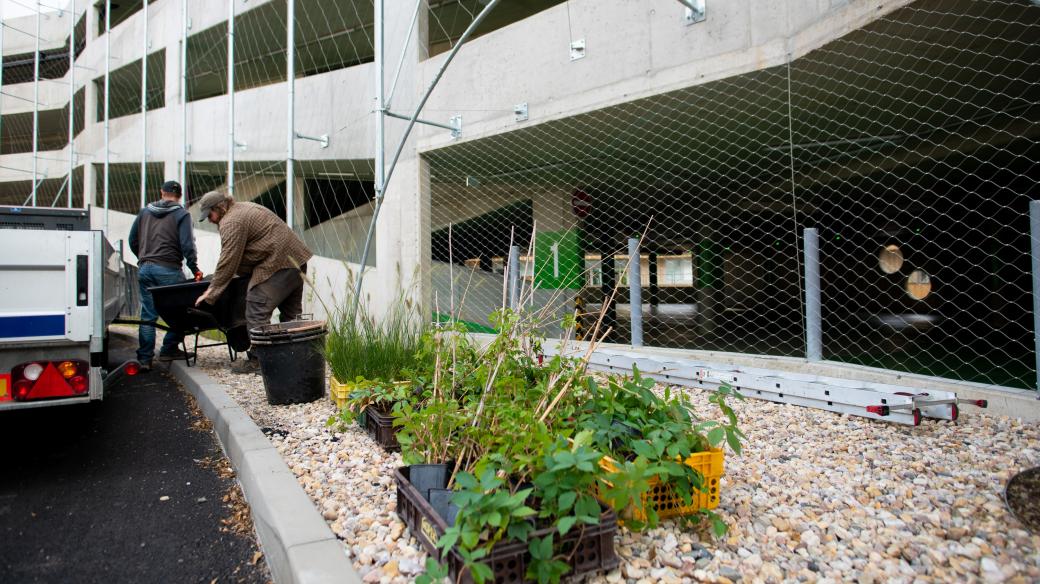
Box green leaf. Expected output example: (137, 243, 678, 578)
(725, 427, 743, 454)
(455, 472, 478, 490)
(508, 488, 533, 506)
(572, 429, 594, 449)
(471, 562, 494, 584)
(712, 515, 728, 537)
(512, 505, 537, 518)
(632, 440, 657, 460)
(557, 515, 577, 535)
(707, 426, 725, 447)
(437, 530, 459, 551)
(558, 491, 577, 511)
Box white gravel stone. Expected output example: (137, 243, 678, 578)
(192, 345, 1040, 584)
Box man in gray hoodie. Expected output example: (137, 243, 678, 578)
(128, 181, 202, 369)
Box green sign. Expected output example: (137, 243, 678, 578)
(698, 240, 721, 289)
(534, 229, 584, 290)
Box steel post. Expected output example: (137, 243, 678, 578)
(628, 238, 643, 347)
(181, 0, 188, 188)
(103, 0, 111, 233)
(508, 245, 520, 310)
(227, 0, 235, 196)
(804, 227, 822, 361)
(140, 0, 148, 208)
(286, 0, 295, 229)
(1030, 201, 1040, 395)
(67, 1, 75, 207)
(31, 3, 40, 205)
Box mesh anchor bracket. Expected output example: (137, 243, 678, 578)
(294, 132, 330, 149)
(570, 39, 586, 61)
(681, 0, 706, 25)
(385, 110, 461, 138)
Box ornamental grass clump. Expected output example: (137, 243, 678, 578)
(324, 294, 428, 385)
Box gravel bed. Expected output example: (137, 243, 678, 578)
(194, 346, 1040, 584)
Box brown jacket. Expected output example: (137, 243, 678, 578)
(207, 201, 313, 301)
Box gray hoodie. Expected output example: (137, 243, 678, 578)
(128, 200, 200, 274)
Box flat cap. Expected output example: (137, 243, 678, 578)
(197, 191, 229, 222)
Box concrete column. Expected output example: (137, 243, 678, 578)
(163, 44, 180, 127)
(371, 0, 426, 317)
(85, 1, 99, 42)
(163, 159, 178, 188)
(416, 155, 432, 317)
(83, 162, 97, 209)
(292, 175, 306, 232)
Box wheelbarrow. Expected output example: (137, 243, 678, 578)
(115, 276, 250, 366)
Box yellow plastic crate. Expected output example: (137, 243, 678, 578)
(599, 448, 724, 522)
(330, 376, 353, 410)
(329, 378, 410, 411)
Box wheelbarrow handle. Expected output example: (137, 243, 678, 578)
(186, 307, 222, 327)
(112, 317, 172, 332)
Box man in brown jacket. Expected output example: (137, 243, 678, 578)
(194, 191, 313, 372)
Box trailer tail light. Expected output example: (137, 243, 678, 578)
(124, 362, 140, 376)
(14, 380, 32, 400)
(23, 362, 44, 381)
(69, 375, 88, 394)
(58, 361, 78, 378)
(10, 359, 88, 401)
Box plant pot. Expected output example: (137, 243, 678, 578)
(408, 463, 451, 501)
(250, 321, 327, 405)
(428, 488, 459, 526)
(395, 466, 619, 584)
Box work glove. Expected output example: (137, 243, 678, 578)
(194, 271, 204, 282)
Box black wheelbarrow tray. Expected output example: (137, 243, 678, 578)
(117, 276, 250, 366)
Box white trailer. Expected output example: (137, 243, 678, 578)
(0, 206, 139, 410)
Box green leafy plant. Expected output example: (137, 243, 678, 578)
(578, 367, 744, 531)
(394, 397, 469, 465)
(437, 466, 538, 584)
(406, 298, 745, 583)
(326, 378, 416, 431)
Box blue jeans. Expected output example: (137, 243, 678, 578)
(138, 263, 187, 362)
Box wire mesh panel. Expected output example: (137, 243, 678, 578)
(4, 0, 1039, 391)
(425, 0, 1040, 389)
(790, 0, 1040, 388)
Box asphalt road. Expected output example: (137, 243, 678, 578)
(0, 334, 269, 584)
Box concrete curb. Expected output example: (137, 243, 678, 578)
(170, 362, 361, 584)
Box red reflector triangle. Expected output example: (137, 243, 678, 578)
(30, 363, 74, 399)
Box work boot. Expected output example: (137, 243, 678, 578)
(139, 360, 152, 372)
(231, 358, 260, 375)
(158, 348, 190, 362)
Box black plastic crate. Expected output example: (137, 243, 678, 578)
(364, 405, 400, 452)
(394, 466, 619, 583)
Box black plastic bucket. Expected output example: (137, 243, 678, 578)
(249, 320, 327, 405)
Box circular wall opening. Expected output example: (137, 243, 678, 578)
(906, 269, 932, 300)
(878, 244, 904, 274)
